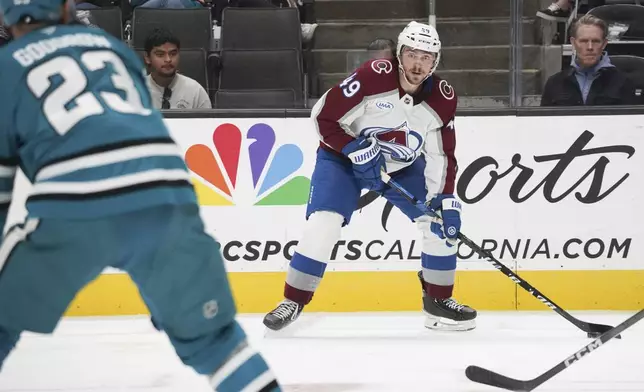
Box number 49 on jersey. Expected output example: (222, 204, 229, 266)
(340, 72, 361, 98)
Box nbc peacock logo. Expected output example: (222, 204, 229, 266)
(185, 123, 311, 206)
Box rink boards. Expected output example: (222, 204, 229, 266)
(8, 114, 644, 315)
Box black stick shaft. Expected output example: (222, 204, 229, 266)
(380, 172, 615, 337)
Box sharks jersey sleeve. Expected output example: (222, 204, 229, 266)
(0, 24, 196, 225)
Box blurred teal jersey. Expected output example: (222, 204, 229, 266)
(0, 24, 196, 231)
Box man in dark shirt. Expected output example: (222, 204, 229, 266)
(541, 14, 641, 106)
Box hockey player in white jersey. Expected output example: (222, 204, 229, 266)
(263, 21, 477, 332)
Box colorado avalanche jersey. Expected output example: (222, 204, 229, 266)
(311, 58, 458, 198)
(0, 25, 196, 232)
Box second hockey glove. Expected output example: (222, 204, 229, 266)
(428, 194, 462, 247)
(342, 137, 387, 192)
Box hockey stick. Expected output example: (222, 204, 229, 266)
(465, 309, 644, 391)
(379, 171, 617, 338)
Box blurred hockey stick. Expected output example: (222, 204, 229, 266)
(379, 171, 618, 339)
(465, 309, 644, 391)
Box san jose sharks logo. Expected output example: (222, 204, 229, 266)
(361, 122, 423, 163)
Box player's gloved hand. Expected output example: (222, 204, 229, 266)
(342, 137, 387, 192)
(428, 194, 462, 247)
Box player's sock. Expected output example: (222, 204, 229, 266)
(263, 252, 326, 331)
(420, 252, 456, 299)
(264, 211, 340, 331)
(418, 259, 477, 331)
(0, 327, 19, 371)
(174, 320, 280, 391)
(208, 340, 281, 392)
(283, 252, 327, 305)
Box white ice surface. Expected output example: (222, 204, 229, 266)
(0, 311, 643, 391)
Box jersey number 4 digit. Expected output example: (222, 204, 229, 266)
(27, 50, 151, 135)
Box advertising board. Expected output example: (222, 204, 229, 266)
(7, 115, 639, 314)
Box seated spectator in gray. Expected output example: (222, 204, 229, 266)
(144, 28, 211, 109)
(367, 38, 396, 60)
(540, 15, 640, 106)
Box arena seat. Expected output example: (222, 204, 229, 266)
(588, 4, 644, 40)
(219, 7, 302, 51)
(80, 7, 124, 40)
(131, 8, 212, 51)
(604, 0, 641, 5)
(213, 89, 297, 109)
(213, 8, 306, 108)
(217, 49, 303, 107)
(610, 55, 644, 90)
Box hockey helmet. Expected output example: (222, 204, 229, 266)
(0, 0, 70, 26)
(397, 21, 442, 77)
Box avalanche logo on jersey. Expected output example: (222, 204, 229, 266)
(361, 122, 422, 163)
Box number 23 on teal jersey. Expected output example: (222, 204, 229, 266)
(26, 50, 151, 136)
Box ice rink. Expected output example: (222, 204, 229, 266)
(1, 311, 643, 391)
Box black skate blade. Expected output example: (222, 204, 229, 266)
(263, 327, 296, 338)
(262, 316, 318, 339)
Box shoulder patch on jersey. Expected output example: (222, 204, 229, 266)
(371, 59, 393, 74)
(375, 101, 394, 110)
(439, 80, 455, 100)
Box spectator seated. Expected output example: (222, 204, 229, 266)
(542, 14, 641, 106)
(142, 27, 212, 109)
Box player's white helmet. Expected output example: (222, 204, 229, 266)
(396, 21, 442, 79)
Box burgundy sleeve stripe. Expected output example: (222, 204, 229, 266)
(439, 121, 457, 194)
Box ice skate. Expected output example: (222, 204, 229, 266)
(418, 271, 477, 331)
(263, 299, 304, 331)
